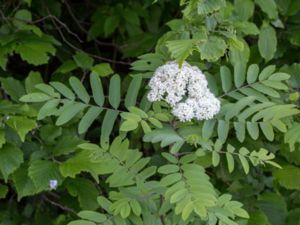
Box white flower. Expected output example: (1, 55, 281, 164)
(49, 179, 58, 190)
(172, 101, 195, 122)
(147, 61, 220, 122)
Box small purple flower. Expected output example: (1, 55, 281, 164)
(49, 179, 58, 190)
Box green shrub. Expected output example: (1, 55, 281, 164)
(0, 0, 300, 224)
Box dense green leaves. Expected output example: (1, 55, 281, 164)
(0, 0, 299, 224)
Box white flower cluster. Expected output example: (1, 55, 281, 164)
(147, 61, 220, 122)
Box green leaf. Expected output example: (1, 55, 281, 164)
(259, 65, 276, 81)
(25, 71, 43, 93)
(225, 96, 255, 120)
(90, 72, 104, 107)
(160, 173, 182, 186)
(234, 62, 246, 88)
(37, 99, 60, 120)
(162, 152, 178, 164)
(252, 83, 280, 98)
(229, 38, 250, 65)
(166, 39, 195, 64)
(50, 82, 75, 100)
(129, 107, 148, 119)
(259, 122, 274, 141)
(257, 193, 287, 225)
(226, 151, 235, 173)
(217, 120, 229, 143)
(255, 0, 278, 19)
(148, 117, 163, 128)
(0, 144, 23, 181)
(258, 23, 277, 61)
(78, 211, 107, 223)
(1, 77, 26, 102)
(0, 128, 5, 148)
(238, 154, 249, 174)
(125, 76, 142, 109)
(199, 36, 227, 61)
(247, 211, 269, 225)
(56, 102, 87, 126)
(269, 72, 290, 81)
(274, 165, 300, 190)
(233, 0, 254, 21)
(20, 92, 51, 102)
(120, 119, 139, 132)
(197, 0, 225, 14)
(78, 106, 102, 134)
(15, 41, 56, 65)
(69, 77, 90, 103)
(6, 116, 36, 142)
(202, 119, 216, 140)
(0, 184, 8, 199)
(100, 109, 119, 149)
(234, 122, 246, 142)
(158, 165, 179, 174)
(220, 66, 232, 92)
(55, 60, 77, 74)
(73, 51, 94, 70)
(212, 151, 220, 167)
(28, 160, 63, 192)
(35, 83, 60, 98)
(12, 163, 38, 200)
(109, 74, 121, 109)
(92, 63, 113, 77)
(140, 120, 151, 133)
(65, 177, 99, 210)
(130, 200, 142, 216)
(68, 221, 96, 225)
(53, 135, 84, 156)
(247, 64, 259, 84)
(104, 15, 119, 37)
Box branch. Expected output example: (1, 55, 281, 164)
(42, 195, 76, 214)
(47, 13, 131, 65)
(31, 14, 83, 43)
(64, 0, 119, 48)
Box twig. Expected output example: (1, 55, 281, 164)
(43, 195, 76, 214)
(31, 14, 83, 43)
(47, 11, 131, 65)
(64, 0, 119, 48)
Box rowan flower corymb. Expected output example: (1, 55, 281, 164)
(147, 61, 220, 122)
